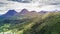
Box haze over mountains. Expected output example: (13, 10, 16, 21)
(0, 9, 48, 19)
(0, 9, 47, 15)
(0, 8, 60, 16)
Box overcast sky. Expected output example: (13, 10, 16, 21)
(0, 0, 60, 14)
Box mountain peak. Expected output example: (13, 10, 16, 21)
(19, 9, 29, 14)
(0, 10, 17, 19)
(6, 10, 17, 15)
(2, 10, 17, 17)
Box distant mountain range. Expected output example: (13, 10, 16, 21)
(0, 9, 48, 19)
(0, 10, 17, 19)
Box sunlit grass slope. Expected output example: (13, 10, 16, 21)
(0, 12, 60, 34)
(21, 12, 60, 34)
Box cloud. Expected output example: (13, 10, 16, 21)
(39, 5, 60, 11)
(39, 0, 60, 5)
(0, 0, 60, 14)
(8, 0, 31, 3)
(0, 0, 40, 14)
(0, 2, 8, 7)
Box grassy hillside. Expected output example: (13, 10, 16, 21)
(0, 12, 60, 34)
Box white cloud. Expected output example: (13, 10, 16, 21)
(0, 0, 60, 14)
(39, 5, 60, 11)
(0, 0, 40, 14)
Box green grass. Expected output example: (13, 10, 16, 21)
(0, 12, 60, 34)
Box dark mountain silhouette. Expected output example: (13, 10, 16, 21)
(5, 10, 17, 16)
(19, 9, 29, 15)
(0, 10, 17, 19)
(19, 10, 39, 16)
(0, 9, 49, 19)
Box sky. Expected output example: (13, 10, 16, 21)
(0, 0, 60, 14)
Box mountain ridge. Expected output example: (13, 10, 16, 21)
(0, 10, 17, 19)
(0, 9, 49, 19)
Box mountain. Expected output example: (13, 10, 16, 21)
(19, 9, 29, 15)
(19, 9, 39, 15)
(19, 9, 40, 18)
(0, 10, 17, 19)
(0, 9, 60, 34)
(12, 9, 40, 20)
(22, 12, 60, 34)
(1, 11, 60, 34)
(38, 11, 48, 14)
(6, 10, 17, 16)
(27, 11, 39, 16)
